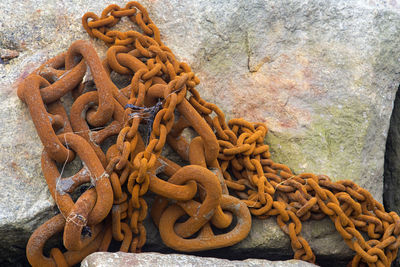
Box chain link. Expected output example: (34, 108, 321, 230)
(20, 2, 400, 266)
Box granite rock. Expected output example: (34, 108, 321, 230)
(1, 0, 400, 266)
(143, 214, 355, 266)
(81, 252, 317, 267)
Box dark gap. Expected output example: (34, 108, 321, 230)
(110, 71, 131, 89)
(56, 155, 82, 178)
(383, 84, 400, 267)
(101, 135, 117, 154)
(384, 84, 400, 214)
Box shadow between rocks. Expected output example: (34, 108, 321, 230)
(384, 84, 400, 267)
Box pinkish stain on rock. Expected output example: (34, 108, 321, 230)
(199, 51, 317, 132)
(8, 62, 41, 96)
(17, 63, 37, 81)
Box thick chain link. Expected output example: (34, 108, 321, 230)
(20, 2, 400, 267)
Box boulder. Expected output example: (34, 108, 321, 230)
(81, 252, 317, 267)
(1, 0, 400, 265)
(143, 214, 354, 266)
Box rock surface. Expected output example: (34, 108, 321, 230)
(81, 252, 317, 267)
(143, 214, 354, 265)
(1, 0, 400, 266)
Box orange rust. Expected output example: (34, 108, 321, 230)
(20, 2, 400, 267)
(159, 195, 251, 252)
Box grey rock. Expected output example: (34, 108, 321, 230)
(233, 217, 353, 258)
(0, 48, 19, 61)
(81, 252, 317, 267)
(143, 214, 355, 265)
(1, 0, 400, 266)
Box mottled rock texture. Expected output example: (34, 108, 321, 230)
(1, 0, 400, 266)
(81, 252, 317, 267)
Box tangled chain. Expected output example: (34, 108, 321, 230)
(19, 2, 400, 267)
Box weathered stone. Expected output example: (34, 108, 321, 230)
(1, 0, 400, 266)
(143, 213, 355, 265)
(0, 48, 19, 61)
(81, 252, 317, 267)
(178, 0, 400, 202)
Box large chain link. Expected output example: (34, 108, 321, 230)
(20, 2, 400, 267)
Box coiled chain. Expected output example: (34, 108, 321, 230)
(19, 2, 400, 267)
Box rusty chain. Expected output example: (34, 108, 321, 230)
(18, 2, 400, 267)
